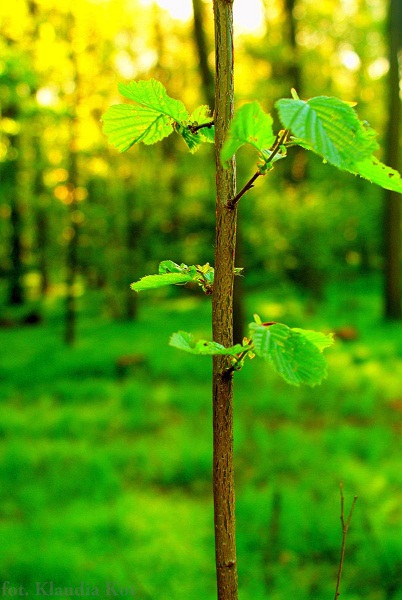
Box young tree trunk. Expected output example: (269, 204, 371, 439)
(212, 1, 238, 598)
(193, 0, 245, 344)
(383, 0, 401, 319)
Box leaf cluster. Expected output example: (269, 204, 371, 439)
(131, 260, 242, 295)
(169, 315, 334, 387)
(102, 79, 214, 154)
(103, 80, 402, 193)
(102, 79, 402, 390)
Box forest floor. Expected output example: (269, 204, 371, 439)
(0, 274, 401, 600)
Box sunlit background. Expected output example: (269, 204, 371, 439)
(1, 0, 401, 599)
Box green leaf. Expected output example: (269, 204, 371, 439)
(177, 105, 215, 152)
(292, 328, 334, 351)
(351, 156, 402, 193)
(119, 79, 188, 122)
(169, 331, 246, 356)
(102, 79, 189, 152)
(249, 322, 330, 386)
(190, 105, 215, 143)
(158, 260, 189, 274)
(221, 102, 276, 164)
(177, 124, 203, 153)
(102, 104, 173, 152)
(130, 272, 193, 292)
(275, 96, 378, 170)
(131, 261, 215, 293)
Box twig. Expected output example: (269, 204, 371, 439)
(227, 129, 290, 209)
(228, 171, 262, 209)
(188, 120, 215, 134)
(334, 482, 358, 600)
(224, 348, 252, 377)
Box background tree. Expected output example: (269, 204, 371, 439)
(383, 0, 402, 319)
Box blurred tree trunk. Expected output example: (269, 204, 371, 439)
(7, 145, 24, 306)
(65, 13, 81, 345)
(192, 0, 245, 343)
(125, 189, 139, 320)
(383, 0, 401, 319)
(65, 138, 80, 345)
(36, 206, 50, 296)
(2, 36, 24, 306)
(33, 137, 50, 296)
(28, 1, 50, 297)
(283, 0, 307, 182)
(192, 0, 215, 110)
(284, 0, 302, 93)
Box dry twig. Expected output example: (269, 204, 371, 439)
(334, 482, 358, 600)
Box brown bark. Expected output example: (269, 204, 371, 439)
(192, 0, 244, 343)
(212, 1, 238, 598)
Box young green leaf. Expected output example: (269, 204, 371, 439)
(189, 105, 215, 143)
(102, 104, 174, 152)
(249, 321, 330, 386)
(292, 328, 334, 351)
(275, 96, 378, 170)
(175, 123, 207, 153)
(159, 260, 184, 274)
(102, 79, 189, 152)
(221, 102, 276, 164)
(169, 331, 246, 356)
(131, 261, 215, 293)
(119, 79, 188, 123)
(350, 156, 402, 193)
(131, 272, 193, 292)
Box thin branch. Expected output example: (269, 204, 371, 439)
(188, 120, 215, 134)
(228, 171, 262, 209)
(227, 129, 290, 209)
(224, 347, 252, 377)
(334, 482, 358, 600)
(268, 128, 290, 163)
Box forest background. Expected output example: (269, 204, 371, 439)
(0, 0, 401, 598)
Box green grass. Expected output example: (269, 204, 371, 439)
(0, 277, 401, 599)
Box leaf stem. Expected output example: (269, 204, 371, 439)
(188, 120, 215, 134)
(334, 482, 358, 600)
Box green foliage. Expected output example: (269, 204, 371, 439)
(189, 106, 215, 143)
(276, 96, 402, 193)
(119, 79, 189, 122)
(350, 155, 402, 193)
(221, 102, 276, 165)
(103, 79, 402, 193)
(249, 316, 334, 386)
(131, 260, 215, 294)
(275, 96, 377, 169)
(169, 331, 247, 356)
(102, 79, 214, 153)
(168, 315, 333, 387)
(0, 280, 401, 599)
(131, 272, 194, 291)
